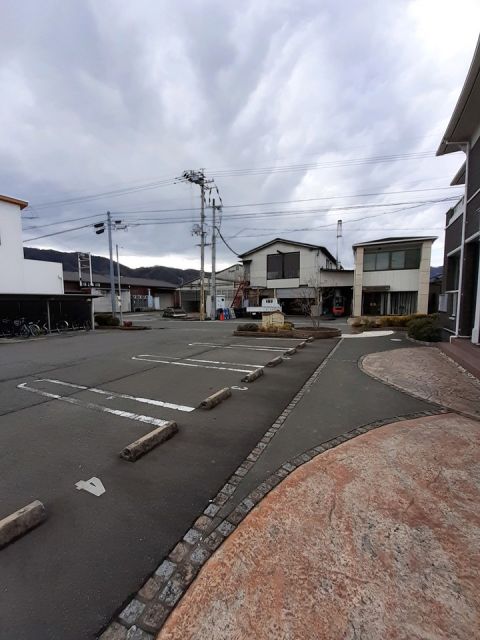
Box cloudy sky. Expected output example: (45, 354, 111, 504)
(1, 1, 479, 271)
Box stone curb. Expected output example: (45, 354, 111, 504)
(241, 368, 264, 383)
(0, 500, 46, 549)
(120, 423, 178, 462)
(284, 347, 297, 356)
(199, 387, 232, 409)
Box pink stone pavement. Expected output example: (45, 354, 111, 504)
(362, 347, 480, 419)
(158, 414, 480, 640)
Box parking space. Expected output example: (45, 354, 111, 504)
(0, 320, 337, 639)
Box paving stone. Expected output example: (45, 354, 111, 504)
(227, 507, 246, 525)
(168, 542, 190, 564)
(175, 560, 200, 587)
(241, 498, 255, 511)
(214, 492, 230, 506)
(159, 579, 184, 607)
(138, 577, 160, 601)
(217, 520, 235, 537)
(204, 530, 225, 552)
(140, 601, 171, 633)
(221, 483, 236, 496)
(229, 474, 242, 486)
(126, 626, 153, 640)
(190, 545, 211, 565)
(203, 503, 220, 517)
(276, 467, 289, 478)
(99, 622, 128, 640)
(183, 528, 202, 545)
(193, 515, 213, 532)
(119, 600, 145, 626)
(282, 462, 296, 472)
(155, 559, 177, 581)
(235, 466, 248, 477)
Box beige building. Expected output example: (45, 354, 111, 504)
(352, 236, 436, 317)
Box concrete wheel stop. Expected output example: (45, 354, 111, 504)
(120, 422, 178, 461)
(200, 387, 232, 409)
(0, 500, 46, 548)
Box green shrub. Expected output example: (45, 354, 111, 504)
(237, 323, 258, 332)
(407, 315, 441, 342)
(282, 322, 294, 330)
(95, 313, 120, 327)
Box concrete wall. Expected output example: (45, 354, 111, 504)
(247, 242, 332, 288)
(363, 269, 419, 291)
(0, 199, 64, 295)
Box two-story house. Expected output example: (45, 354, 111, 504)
(436, 35, 480, 345)
(352, 236, 436, 317)
(239, 238, 353, 315)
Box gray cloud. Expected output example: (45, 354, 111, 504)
(1, 0, 478, 269)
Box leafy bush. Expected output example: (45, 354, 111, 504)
(282, 322, 294, 330)
(407, 315, 441, 342)
(260, 325, 278, 332)
(95, 313, 120, 327)
(237, 323, 258, 332)
(378, 314, 428, 327)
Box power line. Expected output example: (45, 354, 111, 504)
(24, 149, 445, 214)
(23, 223, 96, 243)
(22, 212, 105, 231)
(215, 226, 239, 256)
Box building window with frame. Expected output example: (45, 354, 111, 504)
(267, 251, 300, 279)
(363, 247, 421, 271)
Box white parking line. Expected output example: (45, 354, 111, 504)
(35, 378, 194, 412)
(137, 355, 260, 368)
(132, 356, 255, 373)
(188, 342, 286, 352)
(17, 383, 170, 427)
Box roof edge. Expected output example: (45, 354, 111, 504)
(0, 194, 29, 210)
(352, 236, 437, 248)
(437, 35, 480, 156)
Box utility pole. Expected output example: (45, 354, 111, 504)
(211, 198, 217, 320)
(181, 170, 213, 321)
(200, 179, 206, 321)
(106, 211, 116, 316)
(116, 244, 123, 325)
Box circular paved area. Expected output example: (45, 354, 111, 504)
(362, 346, 480, 419)
(158, 413, 480, 640)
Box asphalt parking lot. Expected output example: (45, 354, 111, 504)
(0, 316, 337, 639)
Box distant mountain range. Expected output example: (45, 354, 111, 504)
(23, 247, 200, 285)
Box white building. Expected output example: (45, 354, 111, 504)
(352, 236, 436, 317)
(239, 238, 353, 315)
(0, 194, 94, 328)
(0, 194, 64, 295)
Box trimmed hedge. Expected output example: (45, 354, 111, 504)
(95, 313, 121, 327)
(237, 323, 259, 332)
(407, 314, 442, 342)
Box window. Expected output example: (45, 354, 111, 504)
(267, 254, 283, 279)
(363, 246, 421, 271)
(266, 251, 299, 279)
